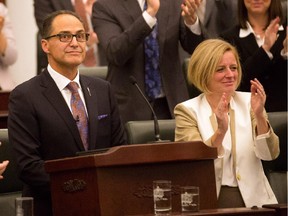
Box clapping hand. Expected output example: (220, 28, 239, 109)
(250, 78, 266, 116)
(215, 92, 229, 134)
(146, 0, 160, 17)
(262, 17, 280, 52)
(0, 160, 9, 180)
(181, 0, 202, 25)
(0, 16, 4, 33)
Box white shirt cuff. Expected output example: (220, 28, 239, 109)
(256, 129, 271, 140)
(143, 11, 157, 29)
(184, 16, 201, 35)
(280, 49, 288, 60)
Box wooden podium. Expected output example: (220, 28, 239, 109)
(45, 141, 218, 216)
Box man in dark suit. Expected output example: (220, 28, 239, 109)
(92, 0, 203, 125)
(8, 10, 126, 216)
(197, 0, 238, 38)
(34, 0, 105, 73)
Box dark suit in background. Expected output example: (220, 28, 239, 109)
(34, 0, 74, 73)
(198, 0, 238, 38)
(92, 0, 203, 124)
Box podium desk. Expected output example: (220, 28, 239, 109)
(128, 207, 276, 216)
(45, 141, 218, 216)
(127, 208, 276, 216)
(262, 204, 287, 216)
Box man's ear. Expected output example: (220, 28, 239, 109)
(41, 39, 50, 54)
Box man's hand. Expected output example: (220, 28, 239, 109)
(146, 0, 160, 17)
(181, 0, 202, 26)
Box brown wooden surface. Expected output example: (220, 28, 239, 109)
(262, 204, 287, 216)
(0, 91, 9, 129)
(128, 207, 277, 216)
(45, 141, 218, 216)
(0, 91, 9, 111)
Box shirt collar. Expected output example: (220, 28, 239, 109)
(239, 21, 284, 38)
(47, 64, 81, 91)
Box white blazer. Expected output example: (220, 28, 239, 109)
(0, 3, 17, 91)
(174, 92, 279, 207)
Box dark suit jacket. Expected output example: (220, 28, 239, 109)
(92, 0, 203, 124)
(8, 70, 126, 216)
(201, 0, 238, 38)
(221, 25, 287, 112)
(34, 0, 74, 31)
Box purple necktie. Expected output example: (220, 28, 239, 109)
(144, 1, 161, 100)
(67, 82, 89, 150)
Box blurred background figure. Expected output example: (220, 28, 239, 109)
(0, 2, 17, 91)
(92, 0, 203, 125)
(197, 0, 238, 38)
(221, 0, 287, 112)
(33, 0, 104, 74)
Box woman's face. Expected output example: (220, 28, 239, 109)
(244, 0, 271, 15)
(207, 51, 239, 95)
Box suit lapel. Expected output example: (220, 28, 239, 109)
(80, 76, 98, 150)
(156, 0, 169, 62)
(40, 70, 85, 151)
(204, 0, 214, 26)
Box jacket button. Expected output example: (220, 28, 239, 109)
(236, 174, 241, 180)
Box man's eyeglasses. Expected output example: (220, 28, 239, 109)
(44, 32, 90, 42)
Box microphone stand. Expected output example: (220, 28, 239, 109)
(129, 76, 171, 143)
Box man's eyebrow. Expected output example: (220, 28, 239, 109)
(57, 30, 86, 34)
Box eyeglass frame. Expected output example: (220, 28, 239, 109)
(44, 32, 90, 43)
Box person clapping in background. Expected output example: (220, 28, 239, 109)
(221, 0, 287, 112)
(0, 2, 17, 91)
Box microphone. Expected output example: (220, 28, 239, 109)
(129, 76, 170, 143)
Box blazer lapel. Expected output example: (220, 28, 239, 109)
(40, 70, 85, 151)
(229, 108, 236, 170)
(80, 76, 98, 150)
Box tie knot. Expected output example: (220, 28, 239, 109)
(67, 82, 79, 93)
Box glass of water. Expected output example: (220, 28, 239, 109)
(153, 180, 172, 215)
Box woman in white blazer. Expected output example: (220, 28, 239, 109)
(174, 39, 279, 208)
(0, 3, 17, 91)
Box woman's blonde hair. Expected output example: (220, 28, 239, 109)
(187, 39, 242, 94)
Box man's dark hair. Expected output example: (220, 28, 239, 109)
(41, 10, 84, 39)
